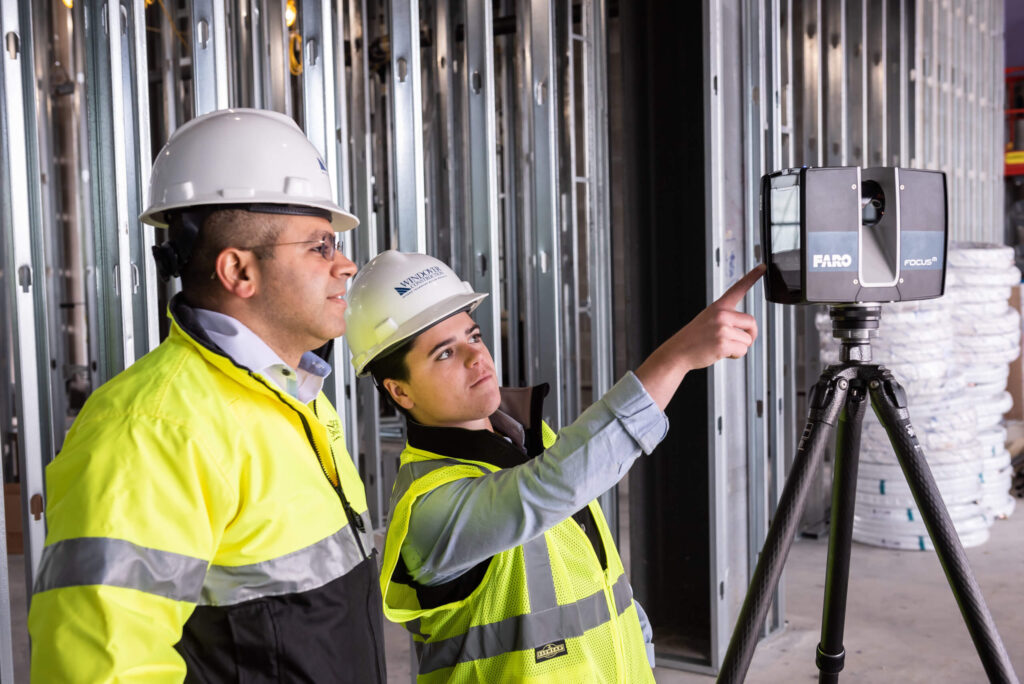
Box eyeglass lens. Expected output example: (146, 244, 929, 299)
(317, 233, 344, 261)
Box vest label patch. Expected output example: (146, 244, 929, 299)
(534, 640, 568, 663)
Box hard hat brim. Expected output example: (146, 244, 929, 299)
(353, 291, 488, 376)
(140, 199, 359, 232)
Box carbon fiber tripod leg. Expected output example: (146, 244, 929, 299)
(816, 377, 868, 683)
(869, 370, 1019, 684)
(717, 371, 851, 684)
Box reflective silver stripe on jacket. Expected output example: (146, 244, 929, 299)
(418, 537, 636, 674)
(33, 537, 208, 602)
(201, 524, 374, 606)
(33, 523, 373, 607)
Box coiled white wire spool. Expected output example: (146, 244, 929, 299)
(854, 505, 991, 538)
(859, 445, 981, 466)
(977, 425, 1008, 454)
(854, 501, 988, 527)
(947, 242, 1015, 268)
(952, 306, 1019, 336)
(852, 523, 990, 551)
(947, 266, 1022, 288)
(961, 363, 1010, 388)
(974, 392, 1014, 429)
(855, 474, 982, 507)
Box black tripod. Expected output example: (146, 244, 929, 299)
(717, 305, 1019, 683)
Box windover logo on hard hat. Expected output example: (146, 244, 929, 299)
(394, 266, 445, 297)
(317, 156, 327, 173)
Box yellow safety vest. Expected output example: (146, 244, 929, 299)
(381, 423, 654, 683)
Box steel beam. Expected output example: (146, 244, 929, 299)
(1, 0, 54, 613)
(464, 0, 503, 381)
(191, 0, 231, 113)
(347, 0, 384, 528)
(261, 0, 292, 115)
(495, 10, 521, 387)
(388, 0, 427, 253)
(300, 0, 362, 473)
(519, 0, 564, 427)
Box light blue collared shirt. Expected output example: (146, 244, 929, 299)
(191, 308, 332, 404)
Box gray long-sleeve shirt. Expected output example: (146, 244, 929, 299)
(401, 371, 669, 585)
(399, 371, 668, 666)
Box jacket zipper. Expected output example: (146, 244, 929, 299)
(170, 313, 370, 561)
(250, 373, 369, 560)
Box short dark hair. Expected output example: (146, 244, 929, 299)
(365, 334, 421, 417)
(176, 208, 282, 303)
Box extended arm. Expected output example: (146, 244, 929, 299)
(404, 372, 666, 585)
(404, 265, 764, 586)
(635, 264, 764, 410)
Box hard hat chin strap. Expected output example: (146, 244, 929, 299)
(152, 208, 208, 282)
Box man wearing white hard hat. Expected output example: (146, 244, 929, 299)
(345, 250, 764, 682)
(28, 109, 385, 682)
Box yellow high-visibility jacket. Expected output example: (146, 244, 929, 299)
(28, 296, 385, 683)
(381, 408, 654, 683)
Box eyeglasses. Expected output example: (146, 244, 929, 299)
(245, 232, 344, 262)
(210, 233, 345, 279)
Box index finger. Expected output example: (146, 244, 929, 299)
(716, 263, 766, 309)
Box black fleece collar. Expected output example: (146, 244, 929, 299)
(404, 384, 550, 468)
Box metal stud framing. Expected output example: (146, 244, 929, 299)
(2, 0, 53, 648)
(519, 0, 565, 427)
(191, 0, 230, 113)
(464, 0, 503, 380)
(388, 0, 427, 253)
(705, 0, 759, 669)
(0, 0, 1009, 678)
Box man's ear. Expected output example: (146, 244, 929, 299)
(382, 378, 415, 411)
(213, 247, 260, 299)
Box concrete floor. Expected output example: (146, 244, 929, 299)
(651, 506, 1024, 683)
(384, 506, 1024, 683)
(6, 503, 1022, 682)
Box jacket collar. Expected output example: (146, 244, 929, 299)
(404, 384, 550, 469)
(169, 293, 335, 366)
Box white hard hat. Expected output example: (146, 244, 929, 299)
(345, 250, 488, 375)
(140, 108, 358, 232)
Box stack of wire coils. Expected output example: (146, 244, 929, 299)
(814, 242, 1022, 550)
(816, 300, 991, 550)
(947, 242, 1020, 520)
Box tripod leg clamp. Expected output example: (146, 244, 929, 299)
(816, 643, 846, 675)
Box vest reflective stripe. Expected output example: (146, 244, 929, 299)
(201, 525, 374, 606)
(523, 534, 557, 610)
(416, 526, 634, 674)
(611, 572, 633, 616)
(397, 458, 490, 490)
(418, 586, 612, 675)
(34, 537, 207, 603)
(388, 458, 490, 513)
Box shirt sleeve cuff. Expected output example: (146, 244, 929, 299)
(601, 371, 669, 455)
